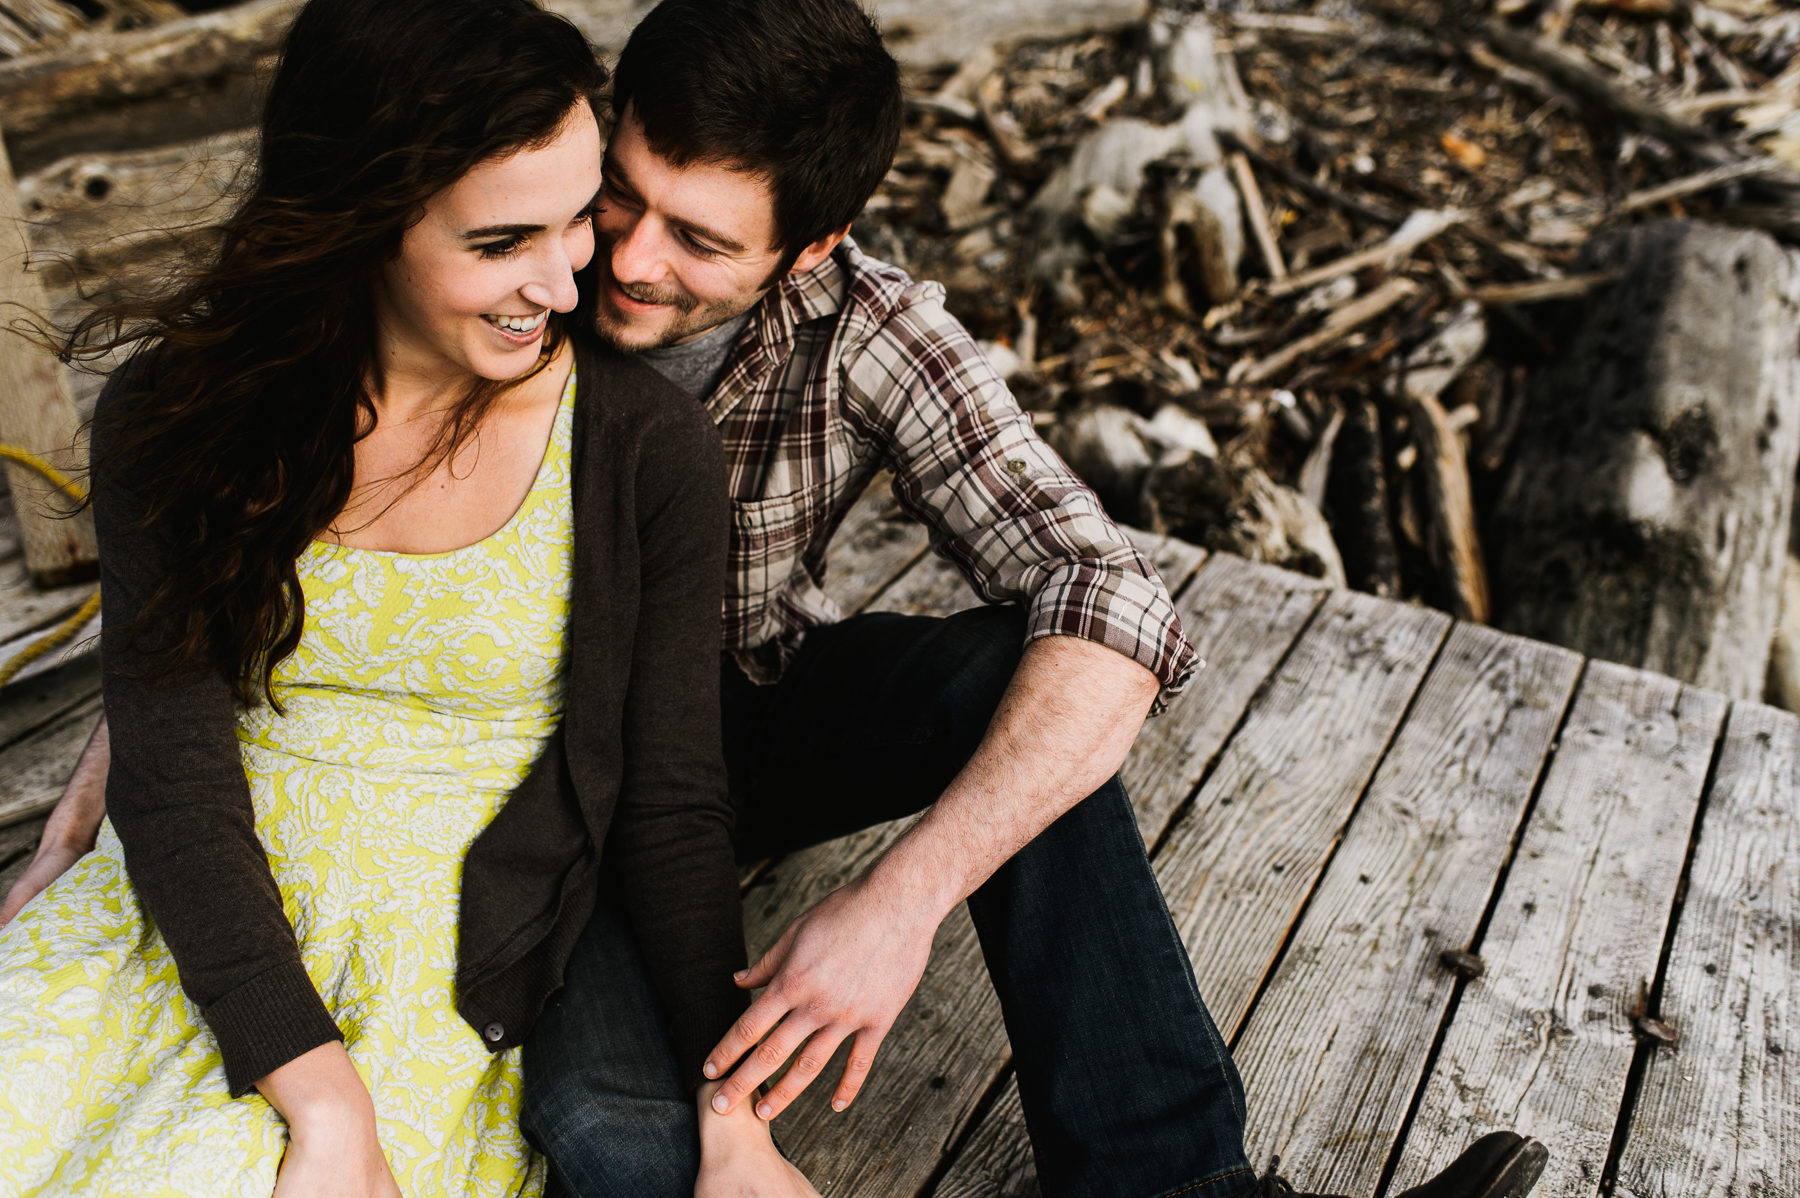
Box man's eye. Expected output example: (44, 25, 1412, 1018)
(476, 237, 525, 260)
(683, 233, 720, 258)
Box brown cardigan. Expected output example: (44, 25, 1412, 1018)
(94, 336, 748, 1097)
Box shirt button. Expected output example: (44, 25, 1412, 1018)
(484, 1022, 505, 1043)
(1007, 459, 1028, 475)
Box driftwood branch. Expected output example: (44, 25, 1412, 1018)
(1231, 277, 1419, 384)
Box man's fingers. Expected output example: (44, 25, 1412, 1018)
(829, 1027, 884, 1112)
(711, 1010, 817, 1114)
(704, 991, 788, 1082)
(735, 937, 786, 990)
(753, 1026, 848, 1120)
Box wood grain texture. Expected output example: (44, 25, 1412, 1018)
(0, 649, 98, 750)
(1390, 661, 1728, 1197)
(0, 552, 94, 647)
(820, 479, 930, 616)
(745, 820, 1011, 1198)
(1124, 554, 1329, 846)
(0, 690, 99, 827)
(935, 582, 1445, 1198)
(1615, 701, 1798, 1198)
(1231, 623, 1582, 1195)
(1153, 588, 1452, 1039)
(0, 817, 46, 896)
(865, 548, 979, 618)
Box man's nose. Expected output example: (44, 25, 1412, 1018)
(609, 213, 668, 287)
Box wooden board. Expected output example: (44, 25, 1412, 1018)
(820, 480, 930, 616)
(0, 650, 99, 750)
(1390, 662, 1728, 1197)
(1123, 555, 1329, 846)
(745, 820, 1011, 1198)
(0, 554, 94, 648)
(1614, 701, 1798, 1198)
(1152, 588, 1452, 1039)
(0, 690, 99, 828)
(865, 548, 980, 617)
(934, 582, 1446, 1198)
(1230, 623, 1582, 1195)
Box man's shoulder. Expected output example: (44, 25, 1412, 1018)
(813, 240, 978, 368)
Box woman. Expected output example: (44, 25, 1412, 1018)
(0, 1, 811, 1193)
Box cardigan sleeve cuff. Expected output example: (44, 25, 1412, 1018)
(201, 959, 344, 1098)
(666, 993, 752, 1093)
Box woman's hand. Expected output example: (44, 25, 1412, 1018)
(257, 1041, 400, 1198)
(694, 1081, 821, 1198)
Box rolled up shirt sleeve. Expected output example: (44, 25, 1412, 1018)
(843, 284, 1200, 709)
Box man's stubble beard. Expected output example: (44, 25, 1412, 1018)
(590, 277, 759, 354)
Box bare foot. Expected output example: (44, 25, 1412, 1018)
(695, 1081, 822, 1198)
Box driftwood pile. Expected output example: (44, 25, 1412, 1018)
(850, 0, 1800, 701)
(7, 0, 1800, 699)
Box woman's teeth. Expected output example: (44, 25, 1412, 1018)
(486, 311, 547, 334)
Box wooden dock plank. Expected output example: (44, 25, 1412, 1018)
(0, 652, 99, 752)
(1389, 662, 1727, 1197)
(935, 584, 1447, 1198)
(1124, 555, 1328, 847)
(744, 821, 1009, 1198)
(0, 816, 48, 898)
(821, 480, 930, 616)
(1152, 589, 1452, 1039)
(0, 691, 101, 828)
(1615, 701, 1798, 1198)
(1231, 623, 1582, 1195)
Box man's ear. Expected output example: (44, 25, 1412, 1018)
(789, 224, 852, 276)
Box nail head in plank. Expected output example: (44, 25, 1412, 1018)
(746, 820, 1009, 1198)
(1154, 588, 1452, 1039)
(1231, 623, 1581, 1195)
(1391, 661, 1728, 1197)
(0, 691, 101, 828)
(1615, 700, 1798, 1198)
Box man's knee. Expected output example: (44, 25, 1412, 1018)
(916, 603, 1028, 731)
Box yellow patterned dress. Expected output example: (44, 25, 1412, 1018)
(0, 372, 579, 1198)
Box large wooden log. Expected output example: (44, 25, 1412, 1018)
(0, 128, 97, 587)
(1492, 220, 1800, 701)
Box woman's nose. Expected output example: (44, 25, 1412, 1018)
(521, 252, 582, 313)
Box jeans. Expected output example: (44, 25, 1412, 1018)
(522, 606, 1254, 1198)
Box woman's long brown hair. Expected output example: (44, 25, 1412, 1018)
(67, 0, 606, 707)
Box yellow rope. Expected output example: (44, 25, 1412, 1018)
(0, 444, 99, 690)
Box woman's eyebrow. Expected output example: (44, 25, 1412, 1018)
(464, 222, 546, 239)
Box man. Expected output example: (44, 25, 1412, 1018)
(7, 2, 1551, 1195)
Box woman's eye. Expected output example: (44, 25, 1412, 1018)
(476, 237, 525, 260)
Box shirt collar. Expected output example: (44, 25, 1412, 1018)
(704, 237, 858, 422)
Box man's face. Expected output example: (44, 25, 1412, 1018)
(590, 107, 842, 351)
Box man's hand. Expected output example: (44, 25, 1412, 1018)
(0, 715, 111, 927)
(260, 1041, 401, 1198)
(695, 1080, 821, 1197)
(703, 866, 942, 1121)
(705, 635, 1160, 1121)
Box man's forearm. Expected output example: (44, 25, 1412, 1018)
(45, 714, 110, 852)
(867, 633, 1159, 921)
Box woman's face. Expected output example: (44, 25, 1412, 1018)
(374, 102, 603, 388)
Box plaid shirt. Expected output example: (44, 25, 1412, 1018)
(708, 238, 1199, 710)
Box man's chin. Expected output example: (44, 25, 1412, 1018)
(590, 308, 676, 355)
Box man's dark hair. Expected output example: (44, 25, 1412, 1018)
(611, 0, 904, 257)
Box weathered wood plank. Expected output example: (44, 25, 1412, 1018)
(1153, 589, 1452, 1039)
(935, 584, 1447, 1198)
(0, 690, 100, 828)
(1615, 701, 1798, 1198)
(0, 650, 99, 751)
(0, 551, 94, 647)
(0, 816, 47, 898)
(746, 821, 1009, 1198)
(1124, 555, 1328, 846)
(1390, 662, 1728, 1197)
(820, 478, 930, 616)
(1231, 623, 1582, 1194)
(865, 548, 978, 617)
